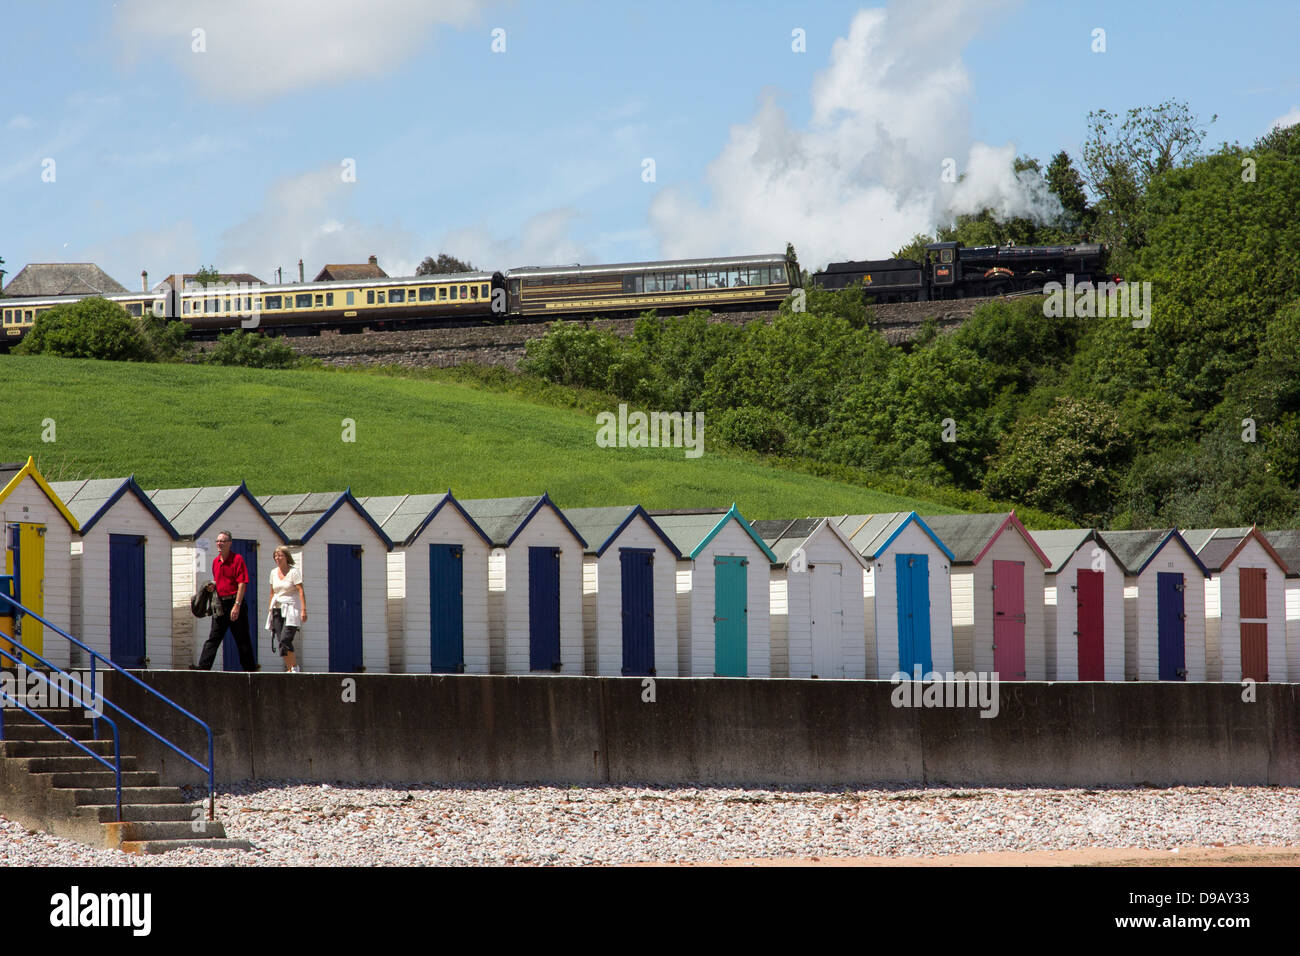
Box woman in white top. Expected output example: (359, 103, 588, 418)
(265, 546, 307, 672)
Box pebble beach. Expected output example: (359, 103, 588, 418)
(3, 782, 1299, 866)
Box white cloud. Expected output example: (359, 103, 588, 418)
(1270, 106, 1300, 130)
(6, 114, 35, 131)
(215, 166, 419, 279)
(114, 0, 487, 100)
(436, 209, 590, 272)
(648, 0, 1056, 270)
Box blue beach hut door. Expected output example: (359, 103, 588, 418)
(328, 543, 364, 672)
(429, 543, 465, 672)
(108, 534, 147, 667)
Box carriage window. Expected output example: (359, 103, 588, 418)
(326, 293, 334, 306)
(315, 295, 324, 307)
(367, 290, 375, 304)
(182, 300, 190, 314)
(772, 264, 785, 283)
(346, 291, 355, 305)
(419, 287, 434, 301)
(450, 285, 457, 300)
(296, 293, 312, 308)
(439, 287, 447, 299)
(481, 283, 490, 298)
(390, 289, 404, 303)
(460, 285, 468, 298)
(469, 284, 478, 298)
(377, 291, 386, 304)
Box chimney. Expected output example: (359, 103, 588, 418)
(298, 258, 304, 283)
(368, 255, 377, 266)
(141, 270, 148, 292)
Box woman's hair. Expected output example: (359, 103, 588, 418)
(272, 546, 295, 567)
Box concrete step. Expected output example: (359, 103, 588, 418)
(46, 770, 160, 789)
(0, 739, 116, 758)
(17, 755, 140, 773)
(83, 803, 205, 823)
(70, 786, 188, 806)
(0, 722, 103, 742)
(103, 819, 229, 844)
(120, 838, 253, 855)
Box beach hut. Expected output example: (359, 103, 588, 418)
(459, 495, 586, 675)
(0, 458, 77, 669)
(1183, 527, 1290, 682)
(258, 491, 393, 673)
(147, 483, 288, 670)
(1096, 529, 1210, 681)
(357, 492, 492, 674)
(920, 513, 1050, 680)
(649, 505, 778, 678)
(564, 505, 682, 677)
(833, 512, 955, 680)
(755, 517, 869, 679)
(49, 477, 178, 669)
(1029, 529, 1126, 681)
(1263, 530, 1300, 683)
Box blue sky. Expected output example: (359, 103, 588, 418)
(1, 0, 1296, 289)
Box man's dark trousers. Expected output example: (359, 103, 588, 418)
(198, 596, 256, 670)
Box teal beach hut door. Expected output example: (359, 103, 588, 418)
(713, 555, 748, 676)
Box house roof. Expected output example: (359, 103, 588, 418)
(1182, 527, 1291, 575)
(0, 458, 80, 530)
(562, 505, 682, 558)
(458, 493, 586, 549)
(312, 263, 388, 282)
(355, 492, 491, 547)
(1027, 528, 1119, 575)
(833, 512, 956, 562)
(753, 517, 870, 569)
(1264, 530, 1300, 578)
(153, 273, 265, 291)
(1095, 529, 1210, 577)
(3, 263, 127, 297)
(648, 504, 778, 563)
(919, 512, 1049, 567)
(257, 491, 392, 547)
(49, 477, 177, 539)
(145, 483, 287, 543)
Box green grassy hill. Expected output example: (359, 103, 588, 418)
(2, 355, 968, 520)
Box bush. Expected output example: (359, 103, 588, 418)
(204, 330, 301, 368)
(15, 297, 154, 361)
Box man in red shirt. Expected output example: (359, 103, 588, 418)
(197, 530, 256, 670)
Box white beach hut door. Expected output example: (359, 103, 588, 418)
(809, 562, 844, 678)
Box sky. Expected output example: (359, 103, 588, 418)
(1, 0, 1297, 289)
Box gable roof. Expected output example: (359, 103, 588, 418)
(153, 272, 265, 291)
(0, 458, 80, 530)
(754, 517, 870, 569)
(1263, 530, 1300, 579)
(49, 477, 177, 538)
(257, 490, 393, 547)
(146, 483, 287, 543)
(649, 504, 778, 562)
(1027, 528, 1123, 575)
(3, 263, 127, 297)
(355, 491, 491, 547)
(1095, 529, 1210, 577)
(313, 263, 388, 282)
(458, 493, 586, 549)
(562, 505, 682, 558)
(1182, 527, 1291, 575)
(919, 512, 1049, 567)
(833, 512, 955, 562)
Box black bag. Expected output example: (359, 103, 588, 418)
(190, 583, 216, 618)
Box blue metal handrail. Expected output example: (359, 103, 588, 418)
(0, 642, 123, 820)
(0, 595, 215, 820)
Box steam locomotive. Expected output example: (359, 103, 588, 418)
(812, 240, 1109, 302)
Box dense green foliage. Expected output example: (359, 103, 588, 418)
(15, 297, 189, 362)
(522, 121, 1300, 529)
(204, 329, 304, 369)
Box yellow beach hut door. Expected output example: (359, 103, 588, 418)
(3, 522, 45, 665)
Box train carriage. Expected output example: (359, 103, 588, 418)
(504, 253, 798, 317)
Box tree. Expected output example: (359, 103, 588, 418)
(15, 297, 154, 361)
(0, 254, 6, 295)
(193, 265, 222, 287)
(1045, 151, 1090, 232)
(416, 253, 476, 275)
(1081, 99, 1214, 258)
